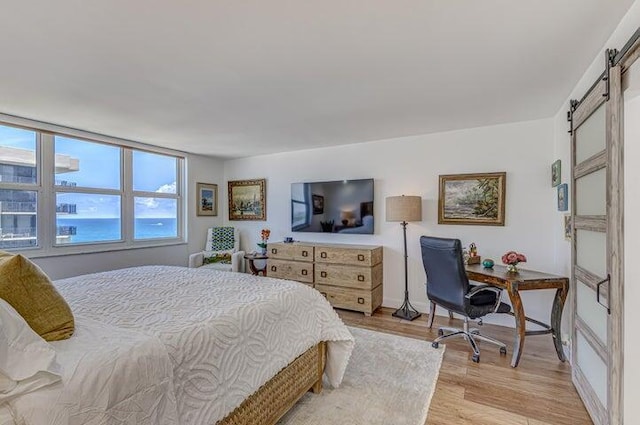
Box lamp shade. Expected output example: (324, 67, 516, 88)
(385, 195, 422, 222)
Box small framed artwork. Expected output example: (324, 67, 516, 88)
(312, 194, 324, 215)
(564, 214, 572, 241)
(557, 183, 569, 211)
(438, 172, 506, 226)
(551, 160, 561, 187)
(228, 179, 266, 220)
(196, 183, 217, 216)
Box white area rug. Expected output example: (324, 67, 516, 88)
(278, 327, 444, 425)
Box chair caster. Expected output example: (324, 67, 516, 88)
(437, 329, 444, 337)
(500, 346, 507, 355)
(472, 354, 480, 363)
(432, 342, 439, 349)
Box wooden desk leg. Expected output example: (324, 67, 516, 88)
(551, 284, 568, 362)
(507, 283, 526, 368)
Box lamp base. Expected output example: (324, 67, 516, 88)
(392, 303, 422, 321)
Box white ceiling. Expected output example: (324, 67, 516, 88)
(0, 1, 634, 158)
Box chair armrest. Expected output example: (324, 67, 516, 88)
(465, 284, 501, 299)
(231, 251, 245, 273)
(465, 285, 503, 312)
(188, 252, 204, 268)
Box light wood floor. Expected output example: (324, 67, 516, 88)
(337, 307, 592, 425)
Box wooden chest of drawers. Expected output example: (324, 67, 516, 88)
(266, 242, 383, 315)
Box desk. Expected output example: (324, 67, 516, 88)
(244, 253, 268, 276)
(465, 264, 569, 368)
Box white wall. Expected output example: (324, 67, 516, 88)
(33, 152, 224, 279)
(224, 118, 559, 328)
(551, 0, 640, 421)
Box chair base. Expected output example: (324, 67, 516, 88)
(431, 317, 507, 363)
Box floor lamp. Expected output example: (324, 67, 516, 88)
(386, 195, 423, 321)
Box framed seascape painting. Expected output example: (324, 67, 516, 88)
(438, 172, 506, 226)
(228, 179, 266, 220)
(196, 183, 217, 216)
(557, 183, 568, 212)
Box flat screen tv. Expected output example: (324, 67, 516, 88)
(291, 179, 374, 234)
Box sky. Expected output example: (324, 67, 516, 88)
(1, 125, 178, 219)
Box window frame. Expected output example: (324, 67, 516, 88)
(0, 117, 186, 256)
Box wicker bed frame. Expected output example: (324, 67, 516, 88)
(219, 341, 327, 425)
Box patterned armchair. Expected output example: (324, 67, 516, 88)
(188, 227, 245, 273)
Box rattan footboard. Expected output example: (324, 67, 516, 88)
(218, 341, 327, 425)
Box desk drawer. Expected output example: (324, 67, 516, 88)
(315, 284, 382, 315)
(315, 263, 382, 290)
(314, 246, 382, 267)
(267, 259, 314, 283)
(267, 243, 314, 262)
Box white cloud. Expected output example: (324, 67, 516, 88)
(156, 181, 176, 194)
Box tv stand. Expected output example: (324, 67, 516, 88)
(266, 241, 383, 316)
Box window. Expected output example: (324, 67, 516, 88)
(132, 150, 179, 240)
(0, 120, 185, 253)
(0, 125, 39, 249)
(54, 137, 122, 245)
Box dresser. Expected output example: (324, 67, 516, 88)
(266, 242, 383, 316)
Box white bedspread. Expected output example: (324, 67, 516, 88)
(7, 266, 354, 425)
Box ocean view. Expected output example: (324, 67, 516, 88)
(57, 217, 177, 243)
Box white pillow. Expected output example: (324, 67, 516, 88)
(0, 299, 61, 402)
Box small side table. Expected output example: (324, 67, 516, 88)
(244, 253, 268, 276)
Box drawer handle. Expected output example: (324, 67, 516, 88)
(301, 269, 308, 276)
(271, 265, 277, 272)
(357, 297, 365, 304)
(271, 248, 278, 254)
(320, 271, 327, 278)
(357, 274, 365, 282)
(320, 252, 327, 259)
(357, 254, 365, 261)
(302, 250, 308, 257)
(321, 292, 327, 298)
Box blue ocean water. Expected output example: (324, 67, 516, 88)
(57, 217, 177, 243)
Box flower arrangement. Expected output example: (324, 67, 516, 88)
(257, 228, 271, 253)
(501, 250, 527, 273)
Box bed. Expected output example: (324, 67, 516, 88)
(3, 265, 354, 425)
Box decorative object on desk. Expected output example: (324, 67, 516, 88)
(557, 183, 568, 212)
(501, 250, 527, 273)
(564, 214, 572, 241)
(284, 236, 294, 243)
(228, 179, 266, 220)
(386, 195, 423, 321)
(482, 258, 495, 269)
(466, 242, 481, 264)
(312, 194, 324, 215)
(256, 228, 270, 254)
(438, 172, 506, 226)
(340, 210, 355, 226)
(196, 182, 218, 216)
(551, 159, 561, 187)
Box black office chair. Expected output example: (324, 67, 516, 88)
(420, 236, 510, 363)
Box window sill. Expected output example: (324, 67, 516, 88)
(13, 239, 188, 259)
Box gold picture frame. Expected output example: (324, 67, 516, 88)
(228, 179, 266, 221)
(196, 182, 218, 216)
(438, 172, 506, 226)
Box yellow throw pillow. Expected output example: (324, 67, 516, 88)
(0, 251, 74, 341)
